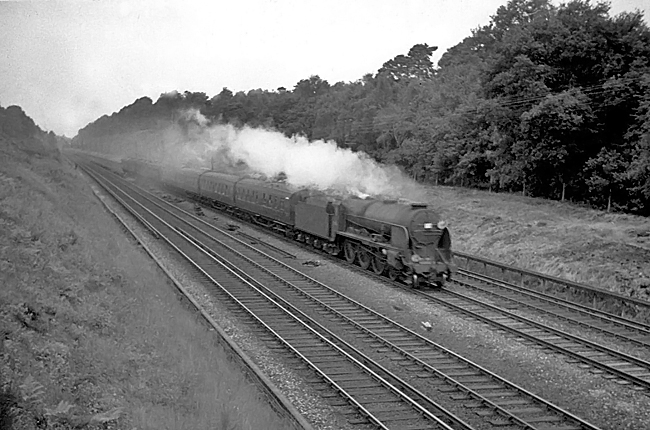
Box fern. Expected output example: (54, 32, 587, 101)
(44, 399, 75, 417)
(90, 406, 123, 423)
(19, 375, 45, 409)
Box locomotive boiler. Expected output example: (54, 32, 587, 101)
(334, 197, 454, 287)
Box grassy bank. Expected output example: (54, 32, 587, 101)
(427, 186, 650, 299)
(0, 148, 287, 428)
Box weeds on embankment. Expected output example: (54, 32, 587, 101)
(0, 150, 287, 429)
(427, 187, 650, 300)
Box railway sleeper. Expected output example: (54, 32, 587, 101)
(441, 368, 477, 376)
(526, 425, 583, 430)
(479, 390, 520, 398)
(416, 355, 464, 364)
(346, 418, 370, 425)
(411, 353, 449, 360)
(308, 354, 348, 363)
(389, 355, 409, 361)
(613, 366, 650, 374)
(339, 381, 382, 389)
(459, 401, 485, 408)
(486, 417, 515, 427)
(400, 424, 450, 430)
(398, 345, 431, 352)
(320, 368, 362, 376)
(358, 396, 403, 404)
(364, 403, 415, 413)
(490, 398, 531, 406)
(391, 341, 429, 348)
(523, 415, 570, 423)
(504, 406, 546, 415)
(454, 376, 493, 384)
(602, 360, 644, 368)
(370, 412, 425, 421)
(343, 387, 394, 396)
(468, 384, 506, 390)
(333, 375, 375, 383)
(474, 409, 501, 417)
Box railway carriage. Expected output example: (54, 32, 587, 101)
(232, 178, 309, 228)
(161, 167, 204, 199)
(198, 171, 239, 208)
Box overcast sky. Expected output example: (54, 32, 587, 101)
(0, 0, 647, 137)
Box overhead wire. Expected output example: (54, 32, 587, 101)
(324, 73, 647, 136)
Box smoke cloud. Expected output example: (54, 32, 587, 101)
(156, 110, 426, 201)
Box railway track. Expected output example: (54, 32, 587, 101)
(418, 286, 650, 390)
(330, 251, 650, 393)
(454, 270, 650, 349)
(328, 249, 650, 393)
(82, 163, 462, 430)
(83, 161, 603, 430)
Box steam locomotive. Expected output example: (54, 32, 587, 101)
(93, 154, 456, 287)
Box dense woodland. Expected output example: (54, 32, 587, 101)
(0, 105, 62, 158)
(72, 0, 650, 215)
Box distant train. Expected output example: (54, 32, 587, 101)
(86, 152, 456, 287)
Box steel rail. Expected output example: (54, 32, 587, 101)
(183, 227, 475, 430)
(454, 270, 650, 348)
(83, 163, 457, 430)
(421, 287, 650, 391)
(183, 226, 600, 430)
(454, 251, 650, 312)
(88, 163, 603, 430)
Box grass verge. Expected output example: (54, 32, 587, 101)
(0, 147, 288, 429)
(426, 186, 650, 299)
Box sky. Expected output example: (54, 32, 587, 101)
(0, 0, 648, 137)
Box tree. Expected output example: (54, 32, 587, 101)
(378, 43, 438, 82)
(519, 89, 595, 199)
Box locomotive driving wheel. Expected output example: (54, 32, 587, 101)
(371, 255, 386, 275)
(387, 266, 400, 281)
(343, 240, 357, 264)
(358, 249, 371, 270)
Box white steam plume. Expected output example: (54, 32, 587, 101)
(163, 110, 426, 200)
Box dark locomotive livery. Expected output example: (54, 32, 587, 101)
(107, 155, 455, 287)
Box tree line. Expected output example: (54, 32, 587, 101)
(73, 0, 650, 215)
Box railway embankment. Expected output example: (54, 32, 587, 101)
(0, 131, 288, 427)
(426, 187, 650, 300)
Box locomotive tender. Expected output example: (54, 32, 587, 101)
(122, 157, 456, 287)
